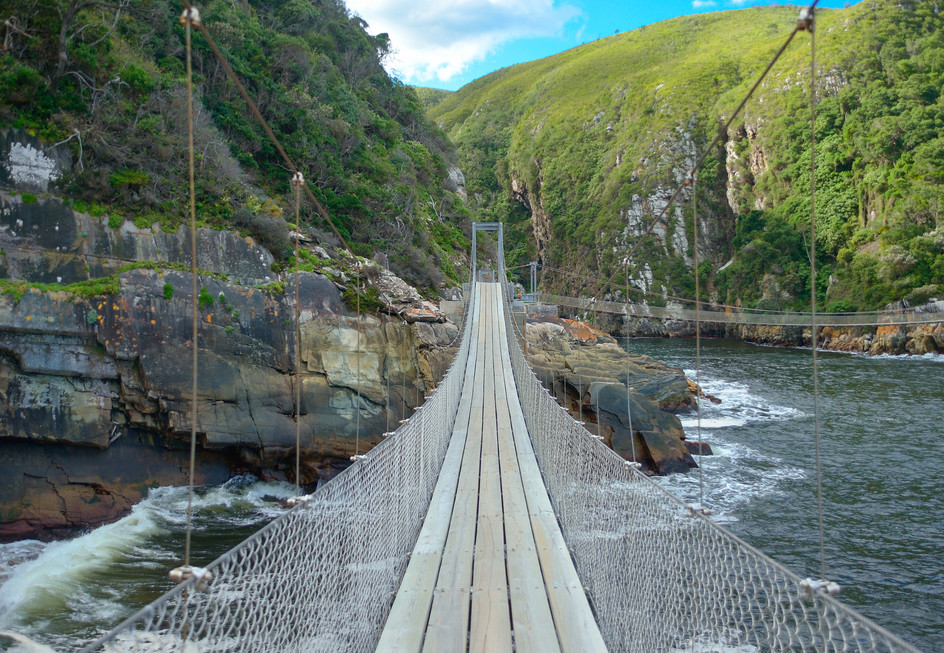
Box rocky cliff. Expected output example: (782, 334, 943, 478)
(521, 315, 699, 475)
(0, 191, 459, 540)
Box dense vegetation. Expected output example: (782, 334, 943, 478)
(429, 0, 944, 311)
(0, 0, 469, 292)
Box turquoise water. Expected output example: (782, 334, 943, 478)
(632, 337, 944, 652)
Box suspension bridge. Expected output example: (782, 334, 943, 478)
(54, 4, 932, 650)
(77, 262, 921, 652)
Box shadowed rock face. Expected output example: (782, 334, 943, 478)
(0, 194, 459, 541)
(522, 315, 696, 475)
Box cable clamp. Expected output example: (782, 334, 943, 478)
(590, 434, 604, 440)
(290, 171, 305, 187)
(350, 454, 366, 462)
(797, 7, 814, 32)
(799, 578, 840, 600)
(169, 565, 212, 591)
(624, 461, 642, 469)
(685, 504, 713, 517)
(684, 170, 695, 186)
(179, 7, 202, 26)
(382, 431, 394, 438)
(285, 494, 313, 507)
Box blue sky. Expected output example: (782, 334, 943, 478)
(344, 0, 859, 91)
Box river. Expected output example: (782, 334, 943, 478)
(0, 339, 941, 651)
(633, 337, 944, 652)
(0, 476, 296, 651)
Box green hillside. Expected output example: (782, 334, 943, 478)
(0, 0, 469, 292)
(413, 86, 453, 111)
(430, 1, 944, 311)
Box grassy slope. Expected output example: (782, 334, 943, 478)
(432, 1, 944, 310)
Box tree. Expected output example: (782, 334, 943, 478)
(49, 0, 130, 90)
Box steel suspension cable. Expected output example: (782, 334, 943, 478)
(805, 9, 827, 583)
(539, 261, 909, 318)
(625, 270, 637, 464)
(692, 172, 705, 510)
(182, 7, 199, 570)
(354, 267, 362, 457)
(591, 0, 821, 306)
(291, 172, 304, 495)
(178, 0, 352, 257)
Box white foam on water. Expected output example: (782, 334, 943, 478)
(870, 351, 944, 363)
(660, 372, 806, 522)
(680, 416, 746, 429)
(0, 476, 294, 645)
(686, 371, 805, 425)
(0, 499, 166, 626)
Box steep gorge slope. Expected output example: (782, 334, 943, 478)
(0, 0, 469, 290)
(430, 0, 944, 312)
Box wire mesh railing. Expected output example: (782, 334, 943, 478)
(79, 285, 475, 653)
(538, 292, 944, 328)
(502, 290, 922, 653)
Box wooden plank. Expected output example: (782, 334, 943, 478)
(376, 287, 483, 653)
(423, 284, 489, 653)
(494, 338, 561, 653)
(469, 284, 512, 653)
(495, 294, 609, 653)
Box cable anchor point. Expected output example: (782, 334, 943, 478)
(686, 503, 713, 518)
(179, 7, 202, 27)
(800, 577, 840, 600)
(290, 171, 305, 187)
(169, 565, 212, 591)
(285, 494, 313, 508)
(797, 7, 815, 32)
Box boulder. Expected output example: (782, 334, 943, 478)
(523, 315, 697, 475)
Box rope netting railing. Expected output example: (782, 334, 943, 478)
(501, 292, 921, 653)
(79, 286, 476, 653)
(537, 292, 944, 328)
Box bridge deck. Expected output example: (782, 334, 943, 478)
(376, 283, 607, 653)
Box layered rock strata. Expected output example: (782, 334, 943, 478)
(521, 315, 698, 475)
(0, 194, 458, 540)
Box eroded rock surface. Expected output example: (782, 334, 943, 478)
(0, 195, 459, 540)
(522, 315, 697, 475)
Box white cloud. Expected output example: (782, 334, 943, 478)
(692, 0, 717, 7)
(345, 0, 581, 84)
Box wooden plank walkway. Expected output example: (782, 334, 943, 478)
(376, 282, 607, 653)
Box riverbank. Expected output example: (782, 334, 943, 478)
(557, 300, 944, 356)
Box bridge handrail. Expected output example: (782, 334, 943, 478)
(80, 281, 478, 653)
(501, 291, 922, 652)
(539, 292, 944, 327)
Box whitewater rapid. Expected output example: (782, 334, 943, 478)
(0, 476, 296, 650)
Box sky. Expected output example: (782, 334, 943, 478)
(344, 0, 858, 91)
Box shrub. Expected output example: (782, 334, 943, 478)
(163, 283, 174, 299)
(110, 169, 151, 190)
(119, 64, 155, 94)
(21, 193, 37, 204)
(198, 287, 214, 308)
(233, 206, 290, 260)
(0, 60, 45, 105)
